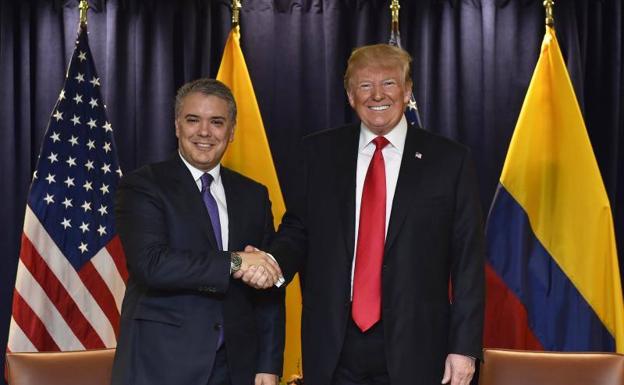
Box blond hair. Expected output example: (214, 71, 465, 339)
(343, 44, 412, 90)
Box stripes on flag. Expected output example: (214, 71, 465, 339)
(484, 26, 624, 353)
(7, 25, 127, 353)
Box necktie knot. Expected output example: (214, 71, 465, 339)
(200, 173, 214, 192)
(372, 136, 389, 151)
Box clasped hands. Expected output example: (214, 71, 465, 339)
(232, 245, 284, 289)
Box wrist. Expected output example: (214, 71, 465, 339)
(230, 252, 242, 274)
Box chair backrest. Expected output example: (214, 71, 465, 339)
(479, 348, 624, 385)
(5, 348, 115, 385)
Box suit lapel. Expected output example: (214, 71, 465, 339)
(385, 127, 426, 253)
(337, 124, 360, 261)
(169, 154, 220, 250)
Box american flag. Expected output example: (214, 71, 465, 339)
(7, 25, 127, 352)
(389, 29, 423, 129)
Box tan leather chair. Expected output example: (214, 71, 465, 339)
(479, 348, 624, 385)
(5, 348, 115, 385)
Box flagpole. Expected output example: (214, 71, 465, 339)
(231, 0, 241, 31)
(79, 0, 88, 27)
(543, 0, 554, 27)
(390, 0, 400, 36)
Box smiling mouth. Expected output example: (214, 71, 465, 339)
(369, 105, 390, 111)
(195, 142, 215, 149)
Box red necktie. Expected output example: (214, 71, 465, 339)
(352, 136, 389, 332)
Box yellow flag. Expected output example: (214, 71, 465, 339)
(486, 26, 624, 352)
(217, 27, 303, 377)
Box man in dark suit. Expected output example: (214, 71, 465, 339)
(111, 78, 284, 385)
(268, 44, 485, 385)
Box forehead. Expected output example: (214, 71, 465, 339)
(179, 92, 229, 117)
(351, 65, 403, 82)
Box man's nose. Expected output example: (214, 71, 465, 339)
(198, 122, 212, 136)
(372, 85, 383, 100)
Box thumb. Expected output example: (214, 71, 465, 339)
(244, 245, 256, 252)
(441, 358, 451, 384)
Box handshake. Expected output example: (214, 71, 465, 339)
(231, 245, 285, 289)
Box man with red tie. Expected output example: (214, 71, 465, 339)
(269, 44, 485, 385)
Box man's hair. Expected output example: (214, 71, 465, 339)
(343, 44, 412, 91)
(174, 78, 237, 122)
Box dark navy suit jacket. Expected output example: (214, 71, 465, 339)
(111, 154, 284, 385)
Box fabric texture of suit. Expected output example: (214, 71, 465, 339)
(111, 154, 284, 385)
(272, 123, 485, 385)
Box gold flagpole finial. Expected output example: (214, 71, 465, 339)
(543, 0, 554, 27)
(232, 0, 242, 30)
(79, 0, 89, 26)
(390, 0, 400, 33)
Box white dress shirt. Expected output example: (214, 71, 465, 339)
(350, 116, 408, 297)
(179, 152, 229, 251)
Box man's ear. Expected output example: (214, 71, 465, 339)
(174, 119, 180, 138)
(404, 81, 413, 103)
(347, 90, 355, 108)
(228, 123, 236, 143)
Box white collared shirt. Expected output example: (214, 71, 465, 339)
(351, 116, 408, 297)
(179, 152, 229, 251)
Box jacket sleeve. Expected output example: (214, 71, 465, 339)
(115, 170, 231, 293)
(448, 149, 486, 360)
(253, 187, 285, 374)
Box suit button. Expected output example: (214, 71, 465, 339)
(382, 264, 387, 270)
(214, 323, 222, 330)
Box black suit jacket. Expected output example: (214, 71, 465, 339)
(111, 154, 284, 385)
(272, 123, 485, 385)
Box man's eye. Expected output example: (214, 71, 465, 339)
(186, 118, 199, 123)
(359, 84, 372, 90)
(383, 80, 397, 87)
(211, 120, 224, 126)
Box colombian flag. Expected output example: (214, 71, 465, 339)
(484, 26, 624, 353)
(216, 27, 303, 377)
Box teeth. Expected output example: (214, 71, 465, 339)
(196, 143, 213, 148)
(369, 105, 389, 111)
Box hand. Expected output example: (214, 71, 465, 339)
(232, 247, 282, 289)
(441, 353, 475, 385)
(255, 372, 279, 385)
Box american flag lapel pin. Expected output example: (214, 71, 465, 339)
(415, 152, 422, 159)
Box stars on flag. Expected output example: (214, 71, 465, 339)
(71, 114, 81, 126)
(48, 153, 59, 164)
(26, 26, 124, 268)
(61, 197, 73, 209)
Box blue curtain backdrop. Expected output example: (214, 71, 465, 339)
(1, 0, 622, 380)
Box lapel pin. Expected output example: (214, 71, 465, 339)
(415, 152, 422, 159)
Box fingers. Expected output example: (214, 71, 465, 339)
(235, 249, 283, 286)
(442, 354, 475, 385)
(255, 373, 278, 385)
(441, 356, 451, 384)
